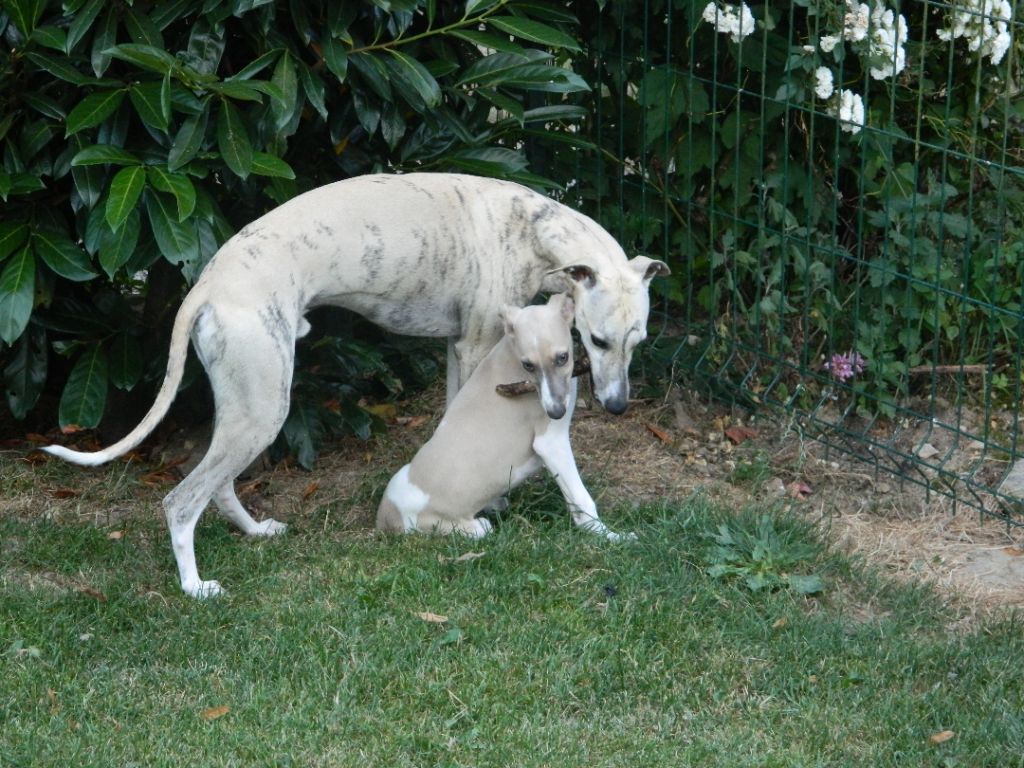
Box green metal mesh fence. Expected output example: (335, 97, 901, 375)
(558, 0, 1024, 523)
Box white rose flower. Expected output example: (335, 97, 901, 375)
(814, 67, 835, 99)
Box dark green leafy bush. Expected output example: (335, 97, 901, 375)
(0, 0, 589, 461)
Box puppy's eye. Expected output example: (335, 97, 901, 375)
(555, 352, 569, 366)
(591, 334, 610, 350)
(522, 361, 536, 373)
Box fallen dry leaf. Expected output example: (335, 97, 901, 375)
(365, 403, 398, 421)
(929, 730, 955, 745)
(50, 488, 79, 499)
(48, 688, 60, 715)
(77, 586, 107, 602)
(1003, 546, 1023, 557)
(60, 423, 86, 435)
(787, 481, 813, 501)
(25, 433, 50, 444)
(771, 616, 789, 630)
(200, 705, 230, 721)
(724, 425, 759, 445)
(414, 611, 448, 624)
(645, 423, 673, 444)
(107, 531, 124, 541)
(397, 415, 430, 429)
(301, 482, 319, 501)
(440, 551, 486, 565)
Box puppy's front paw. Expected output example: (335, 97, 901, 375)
(185, 579, 224, 599)
(605, 529, 638, 543)
(252, 518, 287, 537)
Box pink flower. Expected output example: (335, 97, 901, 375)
(824, 350, 867, 381)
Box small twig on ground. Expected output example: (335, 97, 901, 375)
(496, 357, 591, 398)
(907, 364, 988, 375)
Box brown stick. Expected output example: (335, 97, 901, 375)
(496, 356, 592, 398)
(907, 364, 989, 375)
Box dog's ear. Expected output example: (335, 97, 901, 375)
(628, 255, 671, 284)
(499, 304, 521, 336)
(547, 264, 597, 289)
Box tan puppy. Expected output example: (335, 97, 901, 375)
(377, 294, 629, 541)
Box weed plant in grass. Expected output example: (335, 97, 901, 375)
(2, 480, 1023, 767)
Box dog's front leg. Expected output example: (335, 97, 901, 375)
(532, 430, 634, 542)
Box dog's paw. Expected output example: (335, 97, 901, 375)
(605, 529, 638, 543)
(472, 517, 494, 539)
(252, 518, 287, 537)
(185, 579, 224, 599)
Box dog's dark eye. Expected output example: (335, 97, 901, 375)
(590, 334, 610, 350)
(555, 352, 569, 366)
(522, 361, 536, 373)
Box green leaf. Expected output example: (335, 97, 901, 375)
(0, 222, 29, 262)
(71, 145, 141, 167)
(21, 92, 66, 121)
(477, 89, 524, 126)
(33, 230, 98, 281)
(0, 247, 36, 345)
(65, 89, 127, 136)
(146, 192, 199, 264)
(448, 29, 527, 55)
(106, 332, 143, 390)
(229, 49, 282, 81)
(444, 147, 528, 175)
(129, 81, 171, 132)
(124, 8, 164, 49)
(65, 0, 105, 52)
(522, 104, 588, 123)
(3, 324, 47, 419)
(786, 574, 825, 595)
(105, 43, 178, 75)
(380, 102, 405, 149)
(486, 16, 581, 52)
(251, 153, 296, 180)
(59, 344, 108, 431)
(384, 49, 441, 110)
(5, 0, 46, 37)
(30, 25, 67, 51)
(25, 52, 90, 85)
(271, 52, 299, 130)
(90, 9, 118, 77)
(147, 166, 196, 221)
(465, 0, 499, 15)
(168, 109, 209, 171)
(98, 208, 140, 277)
(105, 166, 147, 231)
(349, 53, 392, 100)
(297, 60, 327, 121)
(184, 17, 224, 75)
(322, 34, 348, 82)
(456, 51, 550, 86)
(217, 100, 253, 178)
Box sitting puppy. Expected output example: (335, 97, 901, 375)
(377, 294, 629, 541)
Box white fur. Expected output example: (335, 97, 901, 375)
(382, 464, 430, 533)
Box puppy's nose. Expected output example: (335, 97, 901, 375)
(546, 403, 567, 420)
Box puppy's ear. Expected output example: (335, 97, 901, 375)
(628, 255, 671, 284)
(545, 293, 576, 324)
(546, 264, 597, 289)
(499, 305, 521, 336)
(559, 295, 575, 324)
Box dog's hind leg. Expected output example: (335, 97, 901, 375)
(213, 484, 287, 537)
(165, 308, 295, 598)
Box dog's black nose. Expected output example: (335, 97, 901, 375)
(603, 397, 628, 415)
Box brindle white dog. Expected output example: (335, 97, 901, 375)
(43, 173, 669, 598)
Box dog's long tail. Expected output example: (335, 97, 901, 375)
(42, 291, 206, 467)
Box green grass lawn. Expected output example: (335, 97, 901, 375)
(2, 465, 1023, 767)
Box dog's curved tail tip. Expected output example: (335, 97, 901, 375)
(40, 443, 115, 467)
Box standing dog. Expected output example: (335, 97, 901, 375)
(377, 294, 626, 541)
(43, 173, 668, 598)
